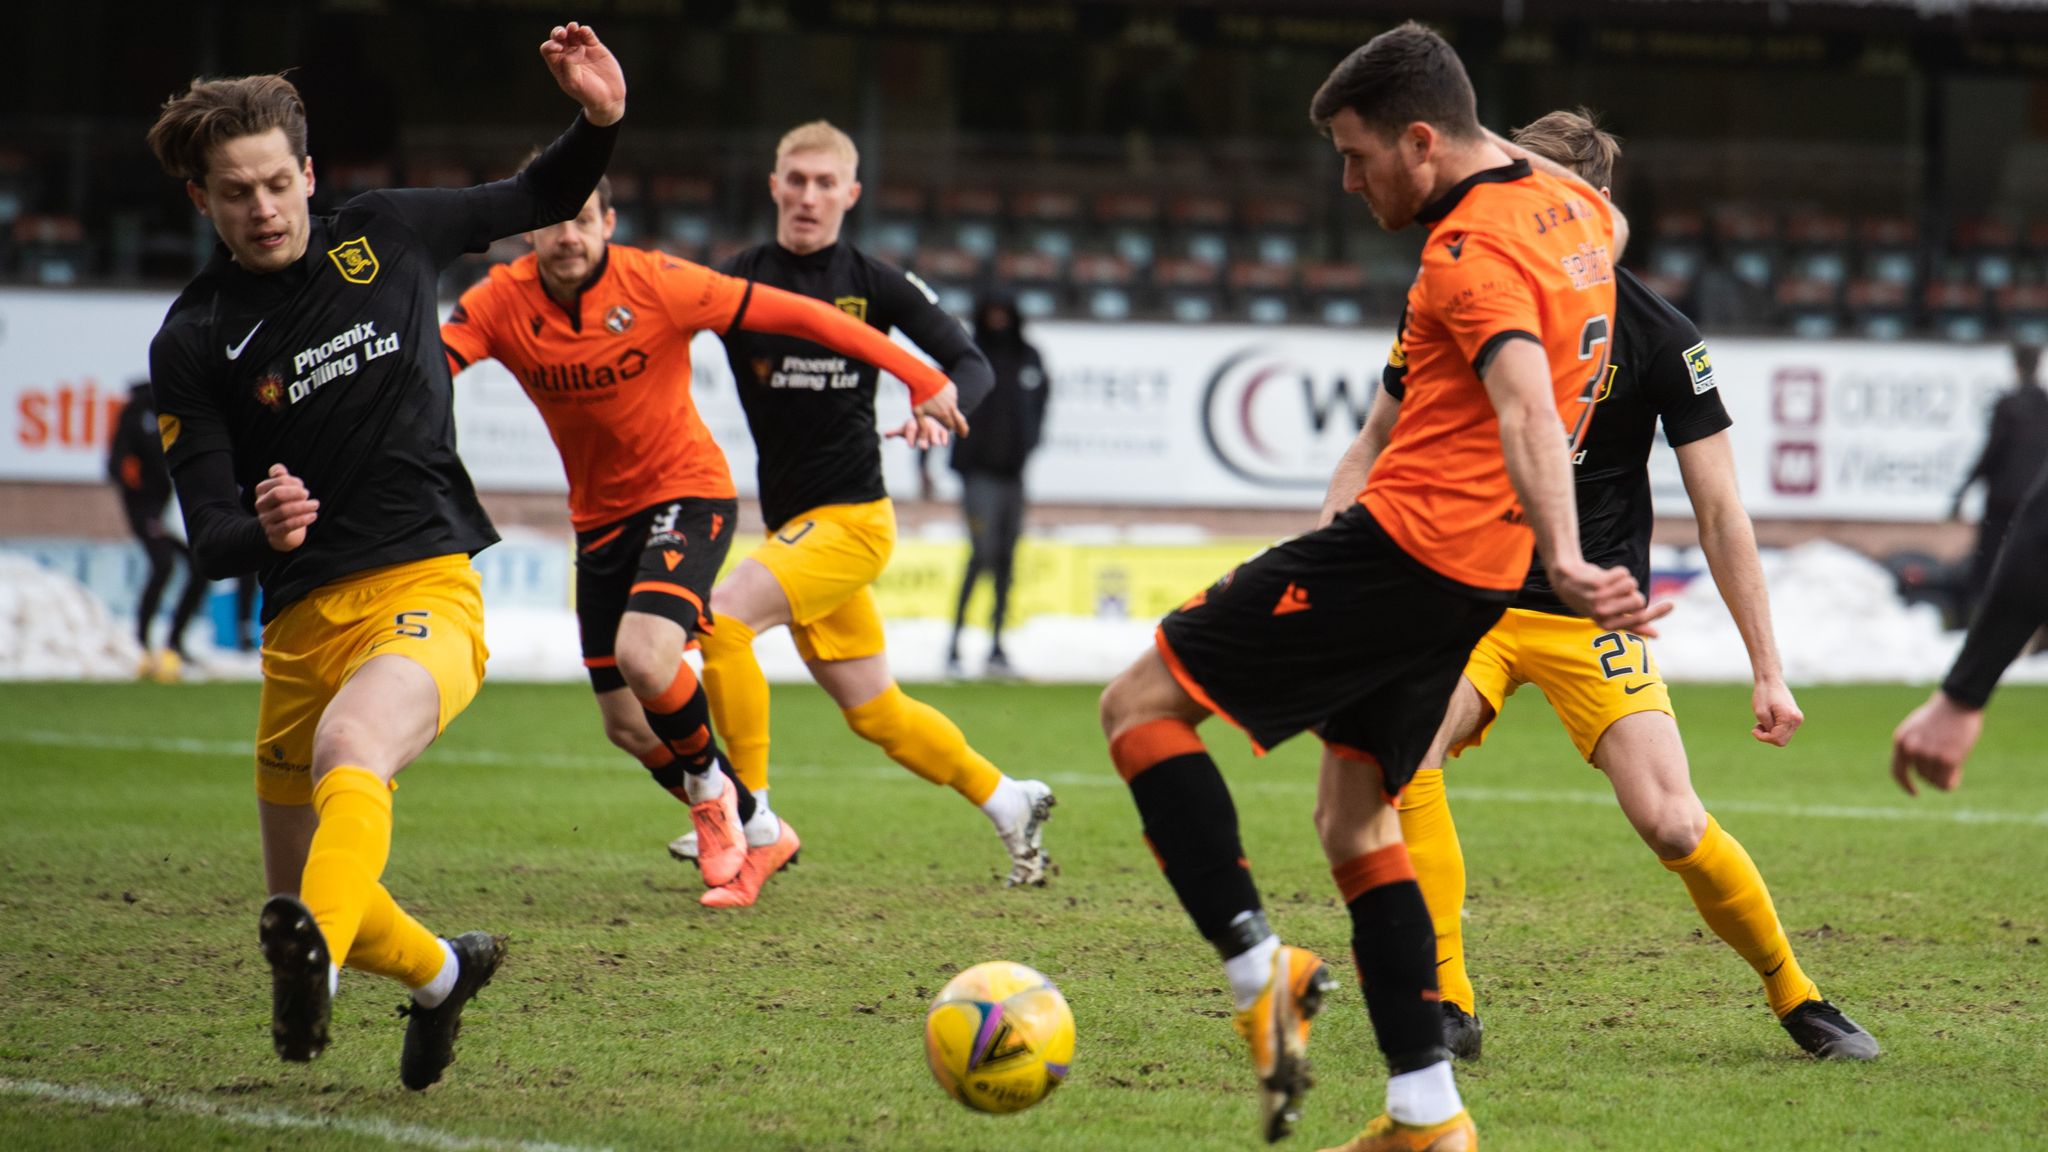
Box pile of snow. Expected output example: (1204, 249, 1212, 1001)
(11, 537, 2048, 687)
(0, 554, 143, 679)
(1653, 540, 1963, 683)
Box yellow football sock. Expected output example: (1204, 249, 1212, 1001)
(700, 616, 771, 793)
(1662, 815, 1820, 1017)
(346, 882, 447, 988)
(1398, 768, 1476, 1015)
(300, 766, 393, 970)
(843, 683, 1001, 805)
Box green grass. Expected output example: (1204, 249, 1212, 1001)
(2, 680, 2045, 1151)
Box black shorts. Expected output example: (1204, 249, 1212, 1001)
(575, 496, 738, 692)
(1155, 504, 1508, 796)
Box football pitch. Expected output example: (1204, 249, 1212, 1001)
(2, 679, 2044, 1151)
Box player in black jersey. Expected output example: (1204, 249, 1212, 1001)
(144, 23, 625, 1087)
(1343, 109, 1877, 1063)
(686, 121, 1057, 896)
(1894, 457, 2048, 791)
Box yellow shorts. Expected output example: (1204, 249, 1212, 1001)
(748, 498, 895, 663)
(1451, 607, 1674, 763)
(253, 554, 488, 805)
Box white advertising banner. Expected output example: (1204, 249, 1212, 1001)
(0, 289, 2024, 522)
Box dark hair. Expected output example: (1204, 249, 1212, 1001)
(1512, 108, 1622, 190)
(147, 74, 308, 184)
(1309, 21, 1480, 141)
(523, 146, 612, 215)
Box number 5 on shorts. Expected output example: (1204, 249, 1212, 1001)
(395, 611, 432, 639)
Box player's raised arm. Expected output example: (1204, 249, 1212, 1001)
(354, 23, 625, 268)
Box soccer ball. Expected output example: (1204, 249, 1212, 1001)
(923, 960, 1075, 1114)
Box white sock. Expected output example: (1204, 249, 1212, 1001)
(328, 963, 340, 998)
(743, 805, 781, 848)
(1223, 933, 1280, 1012)
(1385, 1060, 1463, 1127)
(682, 766, 726, 804)
(979, 775, 1028, 831)
(753, 787, 769, 810)
(412, 938, 460, 1008)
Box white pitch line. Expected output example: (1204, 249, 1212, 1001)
(0, 1077, 612, 1152)
(10, 730, 2046, 828)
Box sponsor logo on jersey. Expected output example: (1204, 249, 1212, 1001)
(326, 236, 380, 284)
(1683, 341, 1716, 394)
(605, 304, 635, 334)
(834, 295, 868, 321)
(157, 413, 181, 451)
(254, 373, 286, 411)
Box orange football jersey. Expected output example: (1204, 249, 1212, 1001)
(1363, 160, 1617, 591)
(442, 245, 743, 530)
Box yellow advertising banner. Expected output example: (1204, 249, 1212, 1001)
(716, 537, 1280, 622)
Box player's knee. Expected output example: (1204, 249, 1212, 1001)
(1639, 795, 1708, 858)
(613, 614, 694, 700)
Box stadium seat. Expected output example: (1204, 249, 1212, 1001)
(1092, 191, 1160, 271)
(1300, 262, 1367, 327)
(1712, 207, 1779, 291)
(939, 187, 1003, 262)
(1229, 260, 1298, 324)
(1242, 195, 1310, 267)
(1011, 189, 1082, 264)
(1776, 276, 1841, 339)
(1069, 252, 1139, 320)
(870, 184, 928, 265)
(651, 175, 716, 257)
(997, 250, 1065, 318)
(1858, 214, 1920, 286)
(1997, 283, 2048, 344)
(1845, 279, 1911, 340)
(1925, 280, 1988, 342)
(11, 215, 88, 285)
(1954, 217, 2019, 289)
(1784, 210, 1852, 286)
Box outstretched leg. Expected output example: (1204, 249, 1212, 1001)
(1101, 647, 1334, 1144)
(1594, 711, 1877, 1059)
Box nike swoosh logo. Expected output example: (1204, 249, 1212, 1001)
(1446, 234, 1466, 260)
(225, 320, 264, 360)
(1763, 960, 1786, 977)
(1622, 682, 1654, 695)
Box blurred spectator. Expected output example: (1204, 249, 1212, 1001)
(943, 289, 1049, 678)
(1952, 343, 2048, 621)
(107, 378, 209, 681)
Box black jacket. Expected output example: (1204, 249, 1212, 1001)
(949, 293, 1048, 478)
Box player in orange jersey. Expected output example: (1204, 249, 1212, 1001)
(441, 175, 965, 907)
(1098, 23, 1666, 1151)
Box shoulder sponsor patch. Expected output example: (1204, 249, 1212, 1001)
(835, 295, 869, 321)
(327, 235, 380, 284)
(157, 413, 180, 451)
(1683, 341, 1716, 394)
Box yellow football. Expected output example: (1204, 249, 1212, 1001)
(923, 960, 1076, 1114)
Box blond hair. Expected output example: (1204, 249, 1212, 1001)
(775, 120, 859, 173)
(1511, 107, 1622, 191)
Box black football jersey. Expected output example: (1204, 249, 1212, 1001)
(717, 242, 989, 531)
(147, 115, 615, 621)
(1516, 267, 1731, 613)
